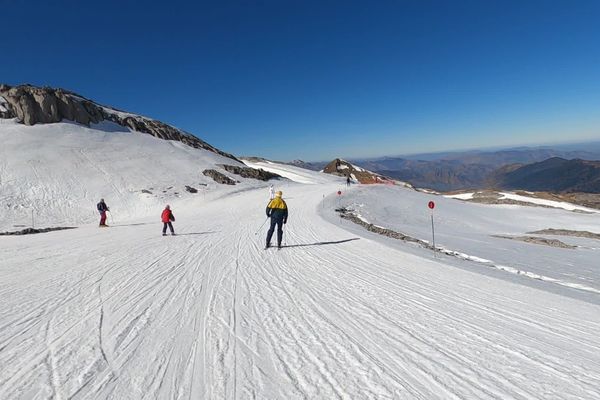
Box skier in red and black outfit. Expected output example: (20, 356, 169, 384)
(97, 198, 109, 227)
(161, 205, 176, 236)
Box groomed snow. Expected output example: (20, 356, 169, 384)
(2, 182, 600, 399)
(328, 185, 600, 295)
(1, 130, 600, 399)
(242, 159, 341, 185)
(0, 120, 251, 231)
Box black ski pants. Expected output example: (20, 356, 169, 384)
(266, 215, 284, 247)
(163, 222, 174, 234)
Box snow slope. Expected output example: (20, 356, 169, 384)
(1, 138, 600, 399)
(1, 181, 599, 399)
(0, 119, 257, 231)
(242, 159, 340, 185)
(337, 185, 600, 295)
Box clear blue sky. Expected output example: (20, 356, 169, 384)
(2, 0, 600, 161)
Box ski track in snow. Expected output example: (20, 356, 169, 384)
(1, 185, 600, 399)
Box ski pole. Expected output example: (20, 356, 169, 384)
(254, 217, 269, 235)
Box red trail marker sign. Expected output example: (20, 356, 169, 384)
(428, 201, 436, 256)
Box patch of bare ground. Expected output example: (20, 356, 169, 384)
(468, 195, 556, 208)
(0, 227, 76, 236)
(491, 190, 600, 210)
(336, 207, 429, 247)
(492, 235, 576, 249)
(528, 228, 600, 240)
(555, 192, 600, 210)
(451, 190, 600, 212)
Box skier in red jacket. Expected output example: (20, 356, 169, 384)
(161, 205, 175, 236)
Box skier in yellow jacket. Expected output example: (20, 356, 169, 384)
(265, 190, 288, 249)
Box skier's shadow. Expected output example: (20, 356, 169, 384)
(176, 231, 218, 236)
(111, 222, 153, 227)
(280, 238, 360, 248)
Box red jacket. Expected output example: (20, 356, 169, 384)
(161, 209, 174, 223)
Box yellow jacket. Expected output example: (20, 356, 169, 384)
(267, 197, 287, 210)
(266, 197, 288, 222)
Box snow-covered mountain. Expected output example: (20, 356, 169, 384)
(322, 158, 398, 184)
(0, 85, 270, 231)
(0, 84, 238, 160)
(1, 88, 600, 399)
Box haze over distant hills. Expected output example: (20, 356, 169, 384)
(296, 143, 600, 192)
(488, 158, 600, 193)
(380, 143, 600, 164)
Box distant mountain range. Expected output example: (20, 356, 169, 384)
(487, 158, 600, 193)
(299, 145, 600, 193)
(380, 145, 600, 164)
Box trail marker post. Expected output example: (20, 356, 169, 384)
(337, 190, 342, 223)
(428, 201, 436, 257)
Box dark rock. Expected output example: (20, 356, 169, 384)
(0, 226, 76, 236)
(323, 158, 394, 184)
(141, 189, 152, 194)
(218, 164, 280, 181)
(203, 169, 236, 185)
(185, 185, 198, 193)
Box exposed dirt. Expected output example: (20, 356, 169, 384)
(218, 164, 281, 181)
(528, 228, 600, 241)
(335, 207, 431, 247)
(202, 169, 237, 185)
(448, 190, 600, 212)
(491, 235, 576, 249)
(0, 227, 77, 236)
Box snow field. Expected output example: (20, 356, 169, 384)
(340, 185, 600, 295)
(242, 159, 340, 185)
(0, 120, 260, 231)
(1, 122, 600, 399)
(1, 183, 600, 399)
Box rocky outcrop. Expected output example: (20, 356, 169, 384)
(0, 227, 76, 236)
(218, 164, 280, 181)
(323, 158, 394, 184)
(492, 235, 576, 249)
(203, 169, 236, 185)
(0, 84, 103, 125)
(0, 84, 239, 162)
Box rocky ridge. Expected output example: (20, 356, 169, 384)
(0, 84, 239, 162)
(323, 158, 395, 184)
